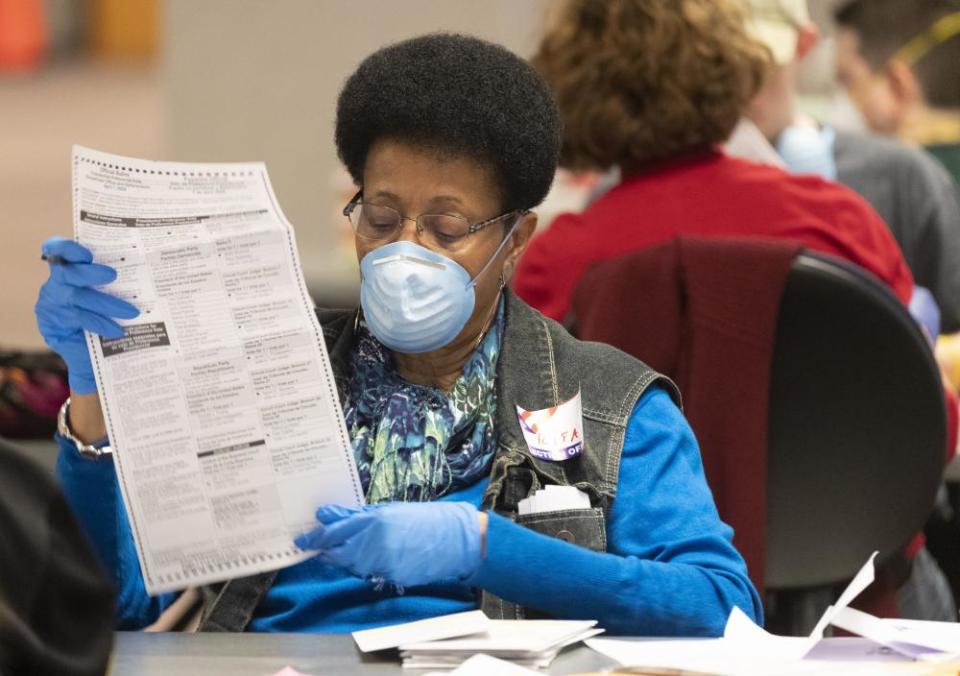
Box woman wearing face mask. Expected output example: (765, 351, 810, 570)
(35, 33, 760, 636)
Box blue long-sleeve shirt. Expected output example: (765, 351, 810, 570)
(55, 386, 762, 635)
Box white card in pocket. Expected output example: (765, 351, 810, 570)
(517, 485, 591, 515)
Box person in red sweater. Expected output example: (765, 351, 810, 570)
(518, 0, 955, 623)
(515, 0, 913, 323)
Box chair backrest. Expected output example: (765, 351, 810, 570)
(765, 251, 945, 589)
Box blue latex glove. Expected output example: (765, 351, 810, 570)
(776, 124, 837, 181)
(35, 237, 139, 393)
(294, 502, 483, 587)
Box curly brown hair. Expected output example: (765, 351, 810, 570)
(532, 0, 771, 171)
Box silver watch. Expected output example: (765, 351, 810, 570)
(57, 397, 112, 459)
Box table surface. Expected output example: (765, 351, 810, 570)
(110, 631, 620, 675)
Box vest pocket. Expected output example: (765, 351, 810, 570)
(514, 507, 607, 552)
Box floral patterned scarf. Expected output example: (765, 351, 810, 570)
(344, 297, 504, 504)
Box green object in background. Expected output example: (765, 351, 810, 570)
(926, 143, 960, 185)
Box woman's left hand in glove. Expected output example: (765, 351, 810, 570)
(294, 502, 485, 587)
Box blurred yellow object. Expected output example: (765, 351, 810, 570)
(937, 332, 960, 391)
(0, 0, 47, 71)
(88, 0, 157, 62)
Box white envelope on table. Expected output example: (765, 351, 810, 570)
(352, 610, 489, 653)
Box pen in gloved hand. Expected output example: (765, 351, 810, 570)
(36, 237, 139, 393)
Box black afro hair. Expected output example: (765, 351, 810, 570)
(335, 33, 562, 212)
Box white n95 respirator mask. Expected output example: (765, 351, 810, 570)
(358, 227, 517, 354)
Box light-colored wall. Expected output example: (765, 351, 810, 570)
(0, 64, 164, 349)
(163, 0, 551, 303)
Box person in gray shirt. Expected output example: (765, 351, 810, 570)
(742, 0, 960, 333)
(834, 130, 960, 332)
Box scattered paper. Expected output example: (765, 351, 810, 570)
(803, 638, 917, 663)
(585, 636, 733, 673)
(73, 146, 364, 594)
(587, 551, 929, 675)
(802, 551, 877, 654)
(353, 550, 960, 674)
(723, 606, 813, 659)
(422, 654, 540, 676)
(889, 618, 960, 652)
(585, 636, 914, 676)
(352, 610, 489, 653)
(721, 552, 878, 659)
(830, 607, 960, 660)
(266, 668, 314, 676)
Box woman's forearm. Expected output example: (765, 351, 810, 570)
(55, 437, 121, 576)
(467, 512, 760, 636)
(55, 437, 168, 628)
(68, 391, 107, 443)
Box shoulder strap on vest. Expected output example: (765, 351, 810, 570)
(198, 571, 278, 632)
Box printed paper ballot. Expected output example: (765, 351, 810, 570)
(516, 390, 584, 461)
(73, 146, 364, 594)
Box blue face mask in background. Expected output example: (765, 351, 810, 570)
(359, 221, 518, 354)
(775, 124, 837, 181)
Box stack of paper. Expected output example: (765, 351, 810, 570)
(351, 610, 602, 670)
(517, 484, 590, 515)
(352, 611, 491, 653)
(400, 619, 602, 669)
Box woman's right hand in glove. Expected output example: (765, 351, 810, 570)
(34, 237, 139, 395)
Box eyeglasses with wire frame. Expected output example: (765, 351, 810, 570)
(343, 189, 526, 253)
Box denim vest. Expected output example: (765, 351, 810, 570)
(199, 291, 678, 630)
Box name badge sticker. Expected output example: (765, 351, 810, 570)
(516, 390, 584, 462)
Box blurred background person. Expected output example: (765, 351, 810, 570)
(833, 0, 960, 184)
(0, 436, 114, 675)
(740, 0, 960, 335)
(514, 0, 955, 622)
(514, 0, 910, 324)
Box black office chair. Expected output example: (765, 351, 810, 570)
(764, 251, 946, 629)
(571, 239, 947, 632)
